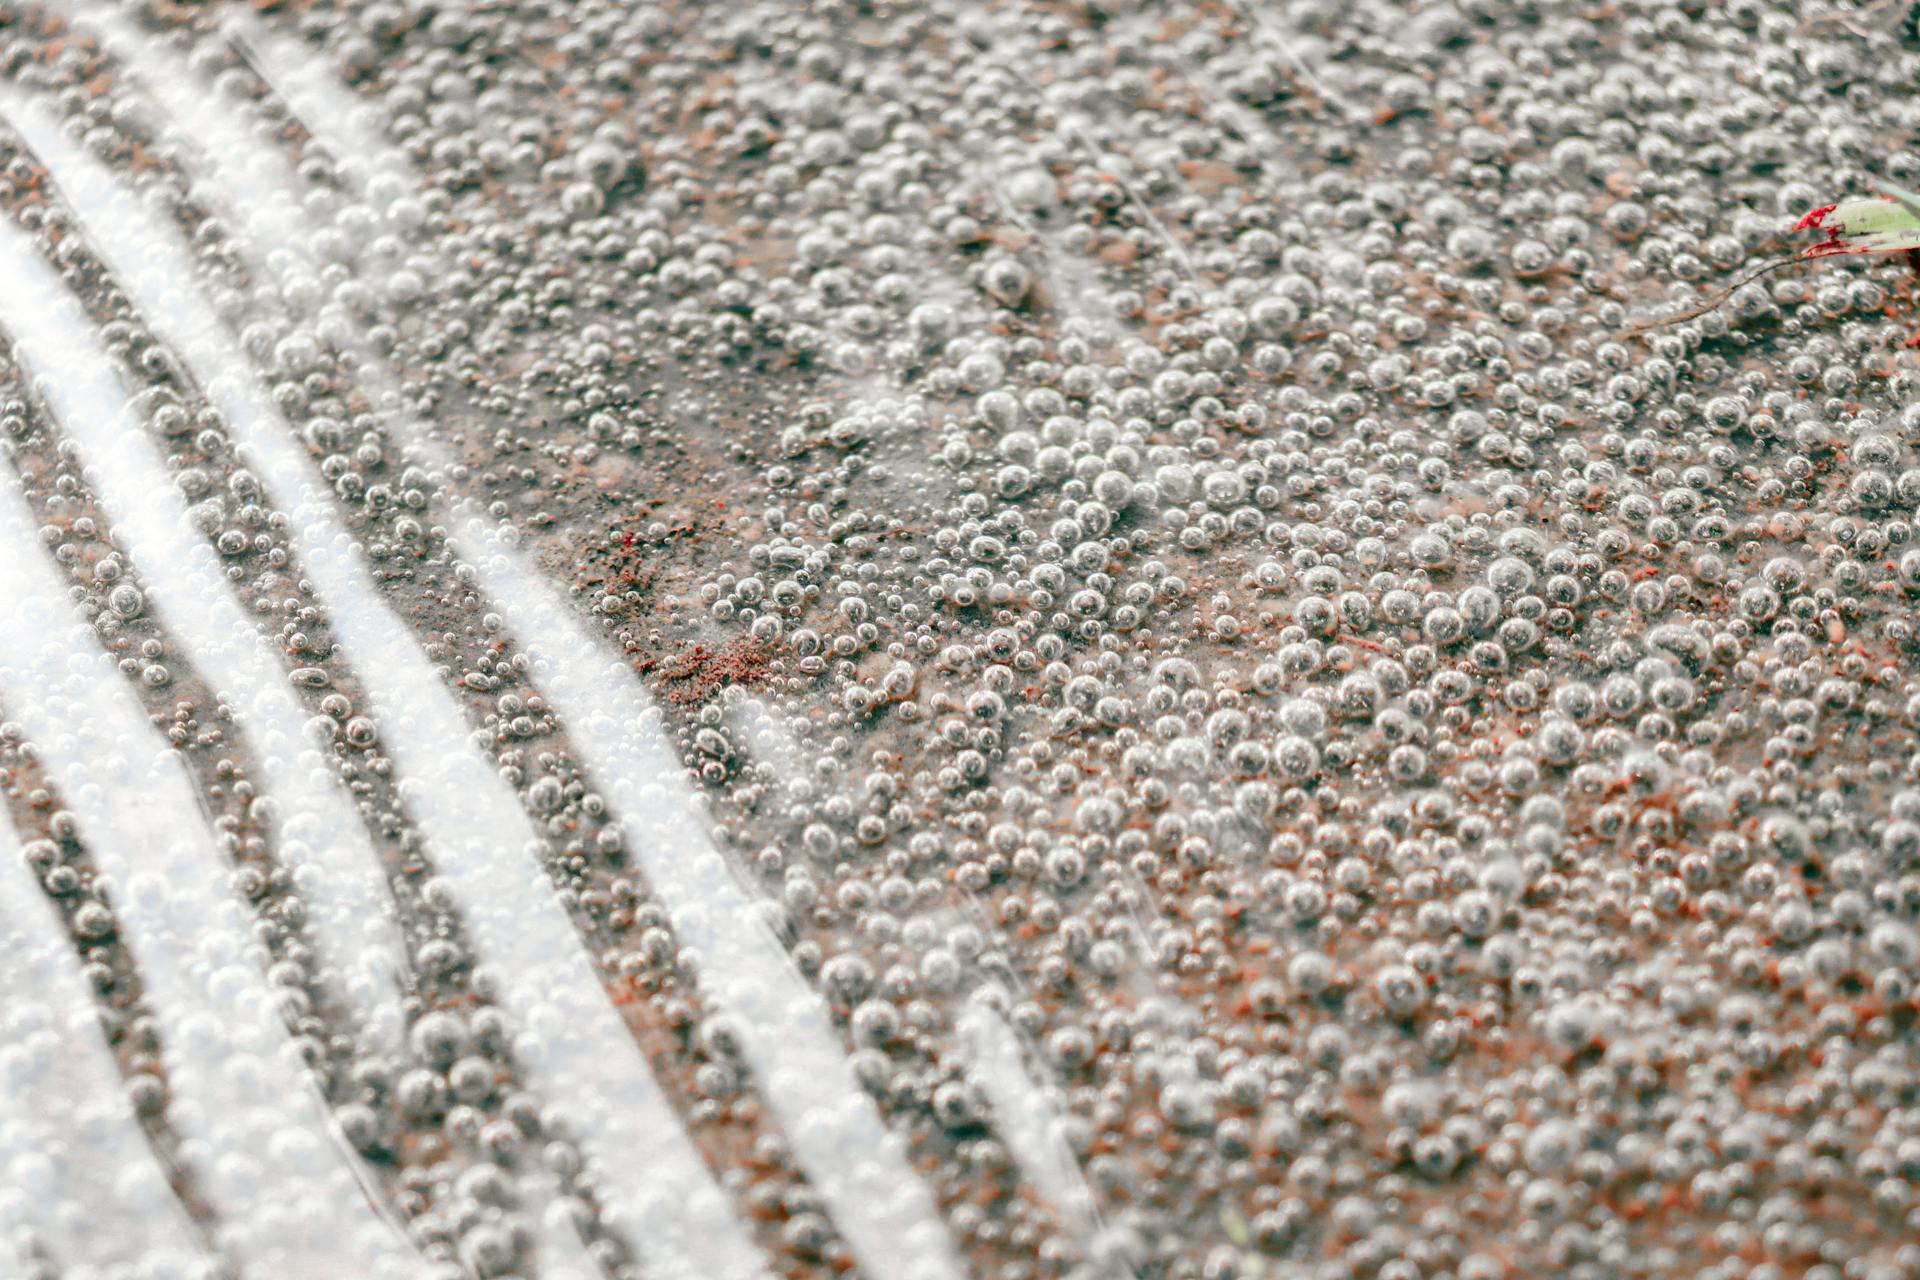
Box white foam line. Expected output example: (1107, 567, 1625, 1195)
(954, 995, 1100, 1239)
(0, 315, 416, 1280)
(60, 4, 438, 310)
(0, 132, 407, 1058)
(190, 30, 974, 1280)
(0, 815, 209, 1280)
(452, 510, 968, 1280)
(725, 697, 810, 789)
(222, 11, 414, 183)
(226, 410, 774, 1280)
(524, 1173, 604, 1280)
(0, 87, 775, 1280)
(60, 8, 305, 255)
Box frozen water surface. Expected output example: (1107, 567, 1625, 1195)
(3, 3, 1920, 1280)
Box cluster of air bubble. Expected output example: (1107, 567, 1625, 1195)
(395, 0, 1920, 1274)
(6, 0, 1920, 1277)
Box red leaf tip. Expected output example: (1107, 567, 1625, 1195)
(1793, 203, 1838, 232)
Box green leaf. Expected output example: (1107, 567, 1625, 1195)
(1796, 195, 1920, 257)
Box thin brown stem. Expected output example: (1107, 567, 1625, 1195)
(1618, 254, 1807, 340)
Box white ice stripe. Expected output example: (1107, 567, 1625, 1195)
(55, 8, 301, 257)
(211, 423, 774, 1280)
(0, 140, 407, 1057)
(222, 10, 414, 184)
(954, 996, 1100, 1237)
(131, 27, 972, 1278)
(0, 93, 775, 1280)
(0, 817, 209, 1280)
(525, 1173, 606, 1280)
(58, 4, 438, 311)
(451, 508, 969, 1280)
(725, 697, 811, 791)
(0, 394, 416, 1279)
